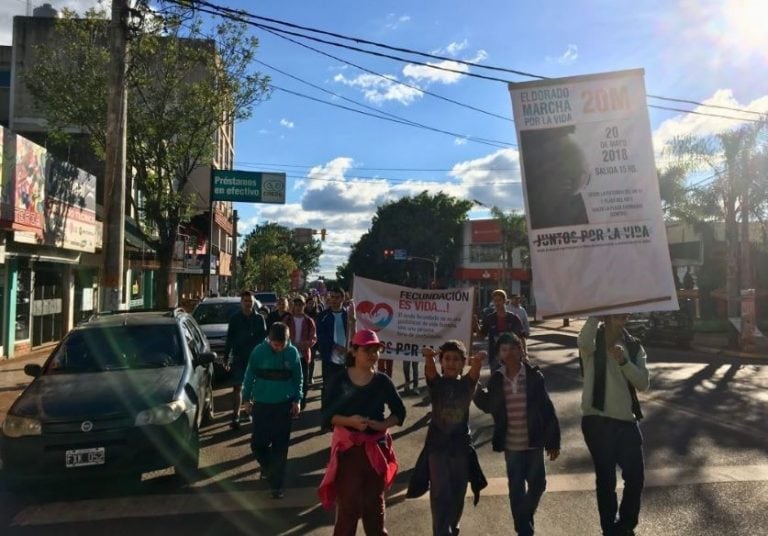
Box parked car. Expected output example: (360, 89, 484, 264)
(0, 309, 215, 490)
(625, 306, 694, 349)
(253, 291, 278, 311)
(191, 296, 261, 380)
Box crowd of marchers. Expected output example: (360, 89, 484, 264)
(224, 287, 649, 536)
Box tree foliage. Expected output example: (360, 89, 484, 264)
(662, 121, 768, 316)
(343, 192, 473, 288)
(490, 206, 528, 290)
(22, 4, 272, 307)
(240, 223, 323, 293)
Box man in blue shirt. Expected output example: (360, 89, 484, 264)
(315, 286, 355, 418)
(242, 322, 303, 499)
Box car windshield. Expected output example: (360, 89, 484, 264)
(193, 302, 240, 325)
(46, 325, 183, 373)
(254, 292, 277, 304)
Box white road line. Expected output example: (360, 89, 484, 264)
(12, 464, 768, 526)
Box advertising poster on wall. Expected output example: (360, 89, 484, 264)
(353, 276, 475, 362)
(0, 129, 46, 237)
(44, 158, 97, 252)
(509, 69, 678, 318)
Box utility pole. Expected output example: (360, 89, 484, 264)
(100, 0, 129, 312)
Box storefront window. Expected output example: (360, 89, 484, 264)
(470, 244, 502, 263)
(16, 267, 31, 341)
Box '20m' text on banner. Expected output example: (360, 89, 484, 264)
(509, 69, 678, 318)
(352, 276, 475, 362)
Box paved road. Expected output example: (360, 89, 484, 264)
(2, 328, 767, 535)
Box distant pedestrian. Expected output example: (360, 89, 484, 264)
(473, 333, 561, 536)
(475, 289, 525, 370)
(402, 359, 420, 396)
(508, 294, 531, 339)
(377, 357, 393, 377)
(266, 296, 291, 330)
(318, 329, 405, 536)
(242, 322, 303, 499)
(578, 315, 649, 536)
(316, 286, 355, 420)
(407, 341, 487, 535)
(223, 290, 267, 429)
(286, 296, 317, 411)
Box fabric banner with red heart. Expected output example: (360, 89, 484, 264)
(352, 275, 475, 362)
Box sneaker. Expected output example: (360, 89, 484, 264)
(411, 387, 420, 396)
(239, 414, 252, 424)
(260, 467, 269, 481)
(229, 419, 240, 430)
(403, 386, 412, 396)
(271, 489, 285, 499)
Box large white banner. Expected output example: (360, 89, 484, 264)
(509, 69, 678, 318)
(352, 276, 475, 362)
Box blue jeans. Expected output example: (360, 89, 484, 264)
(581, 415, 644, 535)
(504, 449, 546, 536)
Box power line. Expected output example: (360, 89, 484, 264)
(235, 161, 519, 172)
(177, 0, 767, 122)
(272, 84, 515, 149)
(257, 59, 515, 148)
(183, 0, 545, 79)
(258, 25, 514, 123)
(648, 104, 766, 124)
(647, 95, 766, 117)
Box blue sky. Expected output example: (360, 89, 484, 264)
(2, 1, 767, 278)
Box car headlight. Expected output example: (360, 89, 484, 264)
(134, 400, 191, 426)
(2, 415, 42, 438)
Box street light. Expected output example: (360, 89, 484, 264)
(407, 256, 438, 287)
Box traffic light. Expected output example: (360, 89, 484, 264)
(320, 228, 326, 241)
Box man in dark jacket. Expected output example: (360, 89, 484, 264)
(224, 290, 267, 429)
(474, 333, 560, 536)
(476, 289, 525, 371)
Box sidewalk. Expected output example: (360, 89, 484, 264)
(0, 345, 55, 424)
(532, 317, 766, 360)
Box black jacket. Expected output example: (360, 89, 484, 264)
(473, 363, 561, 452)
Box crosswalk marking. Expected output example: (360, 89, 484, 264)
(12, 464, 768, 526)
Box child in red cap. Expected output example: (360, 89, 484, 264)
(318, 329, 406, 535)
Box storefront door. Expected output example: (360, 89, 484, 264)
(32, 266, 64, 347)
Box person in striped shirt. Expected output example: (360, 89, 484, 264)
(474, 333, 561, 536)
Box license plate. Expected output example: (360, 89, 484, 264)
(65, 447, 105, 468)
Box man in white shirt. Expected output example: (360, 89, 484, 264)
(508, 294, 530, 338)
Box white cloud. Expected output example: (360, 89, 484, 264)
(384, 13, 411, 31)
(402, 44, 487, 85)
(334, 73, 423, 105)
(279, 118, 294, 129)
(454, 137, 467, 146)
(240, 150, 528, 278)
(651, 89, 768, 165)
(402, 59, 467, 84)
(1, 1, 110, 45)
(443, 39, 468, 56)
(547, 44, 579, 65)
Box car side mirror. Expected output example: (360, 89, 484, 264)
(197, 351, 216, 367)
(24, 364, 42, 378)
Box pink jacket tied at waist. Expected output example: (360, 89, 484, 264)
(317, 426, 398, 510)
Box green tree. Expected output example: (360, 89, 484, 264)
(490, 206, 528, 291)
(242, 253, 297, 297)
(664, 121, 768, 317)
(345, 192, 473, 287)
(22, 5, 271, 307)
(241, 223, 323, 291)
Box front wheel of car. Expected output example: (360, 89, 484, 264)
(174, 427, 200, 485)
(201, 385, 215, 426)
